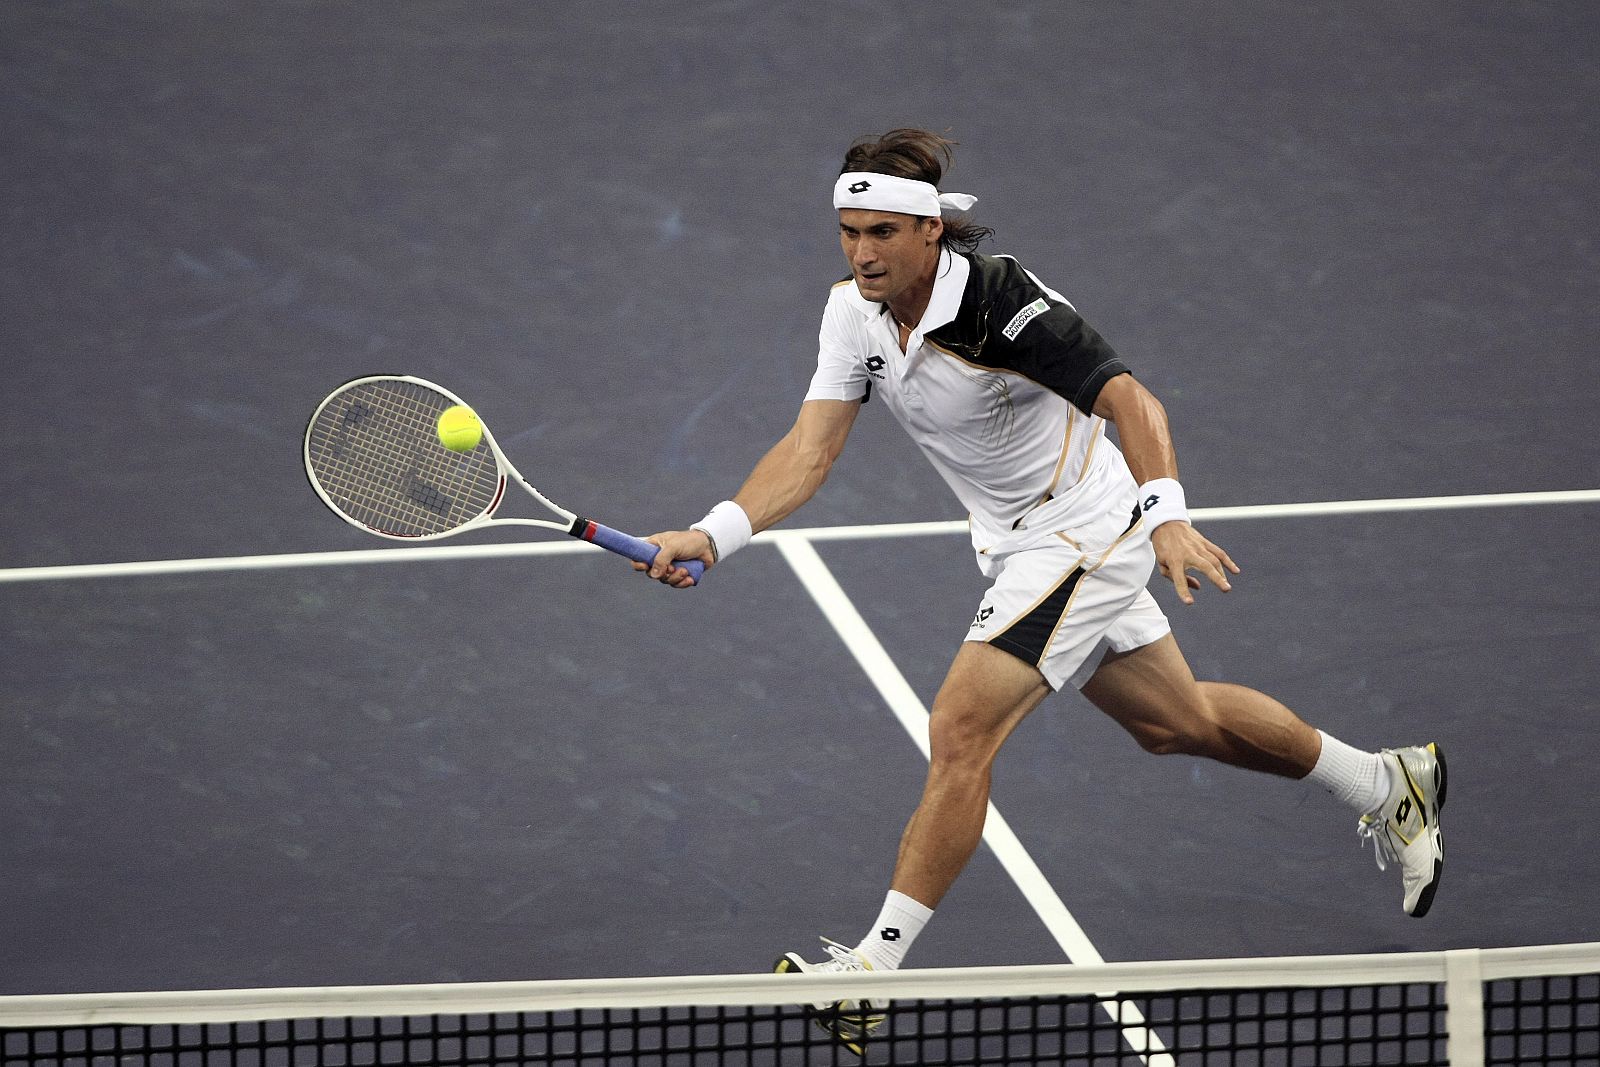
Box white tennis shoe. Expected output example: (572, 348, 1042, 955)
(774, 937, 886, 1055)
(1358, 743, 1447, 917)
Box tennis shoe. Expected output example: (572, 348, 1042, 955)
(774, 937, 885, 1055)
(1358, 743, 1447, 917)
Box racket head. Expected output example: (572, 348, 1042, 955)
(304, 375, 509, 540)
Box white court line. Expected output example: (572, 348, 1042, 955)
(774, 534, 1174, 1066)
(0, 487, 1593, 585)
(783, 487, 1600, 542)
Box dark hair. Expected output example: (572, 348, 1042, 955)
(840, 128, 994, 252)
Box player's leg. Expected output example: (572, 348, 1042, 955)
(774, 641, 1048, 1053)
(1078, 633, 1321, 777)
(889, 640, 1051, 908)
(775, 526, 1118, 1056)
(781, 534, 1091, 978)
(793, 513, 1153, 971)
(1080, 625, 1447, 916)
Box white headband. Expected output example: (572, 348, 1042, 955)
(833, 172, 977, 217)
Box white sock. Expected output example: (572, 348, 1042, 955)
(853, 890, 933, 971)
(1307, 729, 1393, 814)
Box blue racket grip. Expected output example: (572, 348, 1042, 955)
(570, 518, 707, 585)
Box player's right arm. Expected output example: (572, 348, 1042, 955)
(642, 397, 861, 584)
(730, 397, 861, 532)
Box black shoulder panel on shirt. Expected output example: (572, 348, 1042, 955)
(924, 254, 1129, 414)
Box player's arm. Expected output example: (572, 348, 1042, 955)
(1092, 373, 1239, 604)
(730, 397, 862, 532)
(641, 398, 861, 586)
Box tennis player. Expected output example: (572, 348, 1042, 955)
(640, 129, 1446, 1052)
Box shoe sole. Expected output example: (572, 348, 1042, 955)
(1409, 742, 1447, 919)
(1433, 742, 1448, 811)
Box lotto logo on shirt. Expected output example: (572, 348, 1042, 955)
(864, 354, 887, 379)
(1001, 298, 1049, 341)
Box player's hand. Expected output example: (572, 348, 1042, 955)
(1150, 521, 1239, 605)
(635, 529, 716, 588)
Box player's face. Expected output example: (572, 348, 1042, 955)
(838, 209, 942, 306)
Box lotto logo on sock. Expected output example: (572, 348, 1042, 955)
(880, 927, 901, 942)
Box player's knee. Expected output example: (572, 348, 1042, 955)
(926, 710, 1002, 777)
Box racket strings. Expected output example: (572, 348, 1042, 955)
(306, 380, 501, 537)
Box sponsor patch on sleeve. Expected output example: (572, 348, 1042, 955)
(1001, 298, 1049, 341)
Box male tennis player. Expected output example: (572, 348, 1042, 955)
(640, 129, 1446, 1052)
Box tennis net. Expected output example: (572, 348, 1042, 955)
(2, 942, 1594, 1066)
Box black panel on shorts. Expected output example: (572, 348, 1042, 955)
(987, 564, 1087, 666)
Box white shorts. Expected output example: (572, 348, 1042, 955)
(964, 500, 1171, 691)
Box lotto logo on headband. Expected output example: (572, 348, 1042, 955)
(833, 172, 978, 216)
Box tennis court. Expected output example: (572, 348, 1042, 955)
(2, 2, 1597, 1062)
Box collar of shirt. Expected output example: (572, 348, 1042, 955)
(842, 249, 971, 341)
(917, 248, 969, 333)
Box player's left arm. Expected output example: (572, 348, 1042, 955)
(1092, 373, 1239, 605)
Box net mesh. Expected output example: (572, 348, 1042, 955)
(305, 378, 501, 538)
(2, 953, 1593, 1067)
(0, 989, 1447, 1067)
(1485, 973, 1600, 1066)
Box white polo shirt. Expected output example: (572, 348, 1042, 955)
(804, 249, 1137, 557)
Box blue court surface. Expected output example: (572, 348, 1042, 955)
(2, 2, 1597, 997)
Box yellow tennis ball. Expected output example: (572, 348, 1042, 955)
(437, 405, 483, 452)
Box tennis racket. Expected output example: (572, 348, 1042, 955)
(303, 375, 704, 584)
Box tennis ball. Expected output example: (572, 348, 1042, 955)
(437, 405, 483, 453)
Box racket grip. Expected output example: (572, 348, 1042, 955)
(571, 518, 707, 585)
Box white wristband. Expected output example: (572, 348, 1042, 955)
(690, 500, 753, 562)
(1137, 478, 1189, 530)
